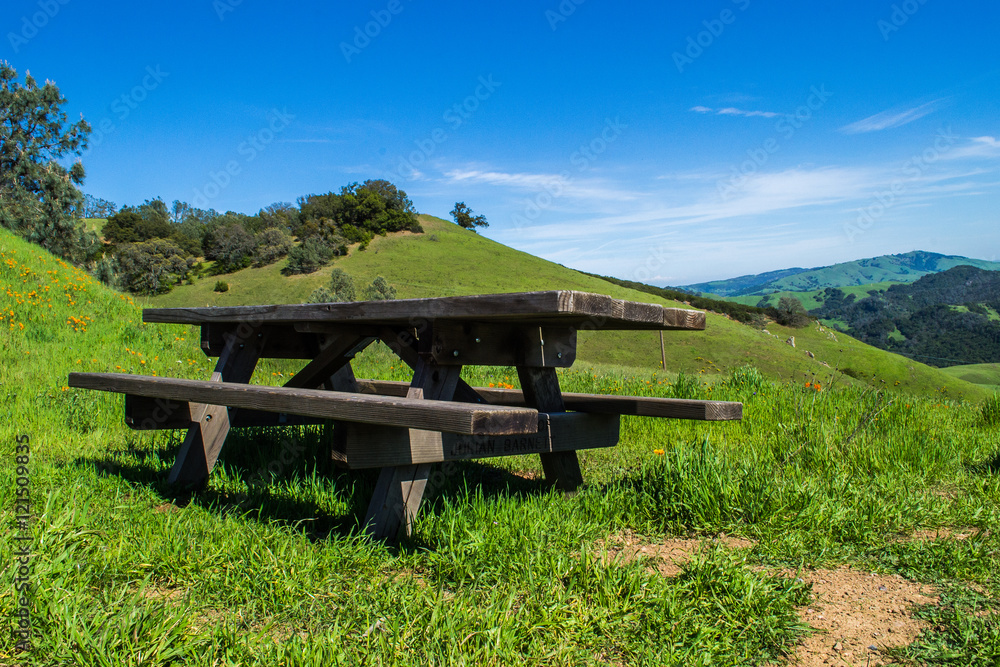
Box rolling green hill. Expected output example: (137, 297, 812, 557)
(940, 363, 1000, 392)
(139, 216, 988, 401)
(683, 251, 1000, 297)
(722, 282, 900, 311)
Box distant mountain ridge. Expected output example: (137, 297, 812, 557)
(681, 251, 1000, 297)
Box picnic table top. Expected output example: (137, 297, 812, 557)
(144, 290, 705, 331)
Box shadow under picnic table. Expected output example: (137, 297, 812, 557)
(74, 424, 551, 544)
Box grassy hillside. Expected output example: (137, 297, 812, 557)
(684, 250, 1000, 297)
(145, 216, 990, 401)
(3, 224, 1000, 664)
(723, 282, 899, 311)
(941, 363, 1000, 392)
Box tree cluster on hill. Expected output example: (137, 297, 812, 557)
(810, 266, 1000, 366)
(295, 180, 422, 255)
(91, 180, 421, 294)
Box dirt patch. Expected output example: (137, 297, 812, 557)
(603, 534, 940, 666)
(603, 531, 756, 576)
(781, 567, 937, 667)
(889, 526, 990, 543)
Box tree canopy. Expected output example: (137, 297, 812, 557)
(450, 202, 488, 232)
(0, 63, 95, 264)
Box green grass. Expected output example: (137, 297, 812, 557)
(942, 363, 1000, 392)
(143, 216, 989, 403)
(3, 226, 1000, 664)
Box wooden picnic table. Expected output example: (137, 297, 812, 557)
(69, 290, 741, 540)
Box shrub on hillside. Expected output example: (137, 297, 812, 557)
(213, 281, 229, 293)
(361, 276, 396, 301)
(207, 223, 256, 274)
(253, 227, 292, 267)
(282, 238, 335, 275)
(329, 268, 356, 302)
(114, 238, 195, 295)
(307, 286, 332, 303)
(774, 296, 811, 327)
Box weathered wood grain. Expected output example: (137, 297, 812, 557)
(340, 412, 620, 469)
(517, 366, 584, 492)
(352, 379, 743, 421)
(68, 373, 539, 436)
(144, 291, 705, 331)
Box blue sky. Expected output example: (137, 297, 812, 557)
(3, 0, 998, 285)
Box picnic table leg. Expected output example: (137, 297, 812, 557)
(363, 359, 461, 540)
(516, 366, 584, 492)
(167, 326, 266, 487)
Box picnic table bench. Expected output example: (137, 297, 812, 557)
(69, 290, 742, 540)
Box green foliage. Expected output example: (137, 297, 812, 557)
(296, 179, 420, 244)
(730, 364, 766, 392)
(0, 63, 96, 265)
(811, 266, 1000, 367)
(329, 268, 356, 302)
(252, 227, 292, 267)
(207, 223, 256, 274)
(774, 296, 810, 327)
(306, 286, 332, 303)
(282, 237, 335, 275)
(213, 280, 229, 293)
(94, 255, 118, 288)
(450, 201, 489, 232)
(113, 238, 195, 295)
(361, 275, 396, 301)
(981, 395, 1000, 428)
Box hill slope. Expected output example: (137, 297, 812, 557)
(683, 251, 1000, 297)
(140, 216, 988, 400)
(808, 266, 1000, 367)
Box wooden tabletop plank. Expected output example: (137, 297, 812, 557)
(142, 290, 706, 331)
(68, 373, 539, 435)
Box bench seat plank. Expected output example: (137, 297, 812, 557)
(353, 379, 743, 421)
(68, 373, 539, 436)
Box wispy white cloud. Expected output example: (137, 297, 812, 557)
(839, 99, 946, 134)
(689, 105, 779, 118)
(442, 168, 642, 202)
(941, 136, 1000, 160)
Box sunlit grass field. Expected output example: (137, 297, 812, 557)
(2, 229, 999, 665)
